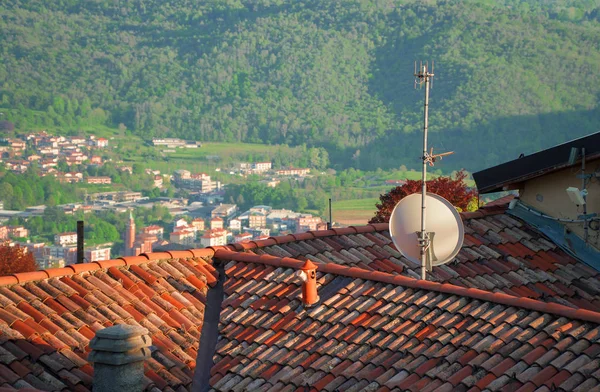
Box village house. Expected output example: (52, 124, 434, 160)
(228, 218, 241, 232)
(191, 218, 205, 232)
(69, 136, 87, 146)
(248, 211, 267, 229)
(5, 160, 29, 173)
(89, 155, 103, 165)
(173, 218, 188, 229)
(64, 151, 88, 166)
(200, 228, 228, 247)
(7, 226, 29, 238)
(247, 227, 270, 239)
(233, 231, 253, 243)
(94, 137, 109, 148)
(142, 225, 164, 240)
(169, 230, 195, 246)
(57, 172, 83, 183)
(40, 159, 58, 169)
(79, 205, 93, 214)
(152, 138, 187, 148)
(173, 170, 220, 193)
(145, 168, 161, 176)
(239, 161, 272, 173)
(85, 246, 111, 262)
(54, 232, 77, 246)
(38, 146, 60, 155)
(211, 203, 238, 219)
(41, 167, 58, 177)
(152, 138, 200, 148)
(26, 154, 41, 162)
(296, 214, 325, 232)
(275, 167, 310, 176)
(210, 216, 224, 230)
(23, 243, 65, 270)
(252, 161, 272, 172)
(113, 191, 143, 202)
(9, 139, 26, 154)
(48, 244, 78, 265)
(118, 165, 133, 174)
(385, 179, 408, 186)
(260, 178, 280, 188)
(86, 176, 112, 185)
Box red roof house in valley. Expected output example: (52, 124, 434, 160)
(0, 137, 600, 391)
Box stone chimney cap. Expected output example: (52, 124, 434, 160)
(89, 325, 152, 366)
(90, 333, 151, 353)
(95, 324, 148, 340)
(88, 346, 152, 366)
(90, 325, 152, 391)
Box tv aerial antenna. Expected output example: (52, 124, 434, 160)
(390, 61, 462, 280)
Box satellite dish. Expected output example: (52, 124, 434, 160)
(389, 192, 464, 269)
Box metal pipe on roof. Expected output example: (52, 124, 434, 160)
(77, 220, 84, 264)
(583, 148, 589, 243)
(328, 198, 332, 230)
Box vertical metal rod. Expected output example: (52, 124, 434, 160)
(582, 148, 588, 243)
(77, 220, 84, 264)
(328, 198, 332, 230)
(414, 62, 434, 280)
(420, 65, 430, 280)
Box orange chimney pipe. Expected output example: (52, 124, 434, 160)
(298, 260, 319, 306)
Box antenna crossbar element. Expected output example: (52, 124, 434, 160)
(424, 148, 454, 167)
(414, 61, 434, 87)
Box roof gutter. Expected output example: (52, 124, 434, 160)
(192, 261, 226, 392)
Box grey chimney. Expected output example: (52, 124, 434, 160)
(88, 324, 152, 392)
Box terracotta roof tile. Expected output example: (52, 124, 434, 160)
(0, 256, 217, 390)
(199, 242, 599, 391)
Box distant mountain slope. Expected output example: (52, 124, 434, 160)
(1, 0, 599, 171)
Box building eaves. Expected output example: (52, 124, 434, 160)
(473, 131, 600, 194)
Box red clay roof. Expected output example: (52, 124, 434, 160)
(0, 199, 599, 390)
(0, 255, 218, 391)
(211, 252, 600, 391)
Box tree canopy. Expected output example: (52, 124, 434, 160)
(370, 170, 477, 223)
(0, 243, 37, 276)
(1, 1, 599, 171)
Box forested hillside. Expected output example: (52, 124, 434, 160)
(1, 0, 599, 171)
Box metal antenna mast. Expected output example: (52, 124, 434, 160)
(414, 62, 433, 280)
(414, 61, 454, 280)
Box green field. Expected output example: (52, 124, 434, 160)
(380, 170, 475, 187)
(332, 198, 379, 211)
(163, 142, 289, 161)
(332, 198, 378, 225)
